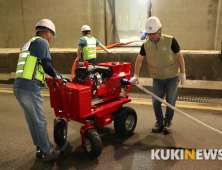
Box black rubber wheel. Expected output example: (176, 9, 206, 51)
(82, 128, 102, 160)
(114, 106, 137, 136)
(54, 119, 67, 146)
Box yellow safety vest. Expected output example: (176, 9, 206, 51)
(15, 36, 45, 83)
(81, 36, 97, 60)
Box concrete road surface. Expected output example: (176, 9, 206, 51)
(0, 84, 222, 170)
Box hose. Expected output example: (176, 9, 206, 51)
(96, 40, 144, 50)
(135, 84, 222, 135)
(71, 57, 80, 79)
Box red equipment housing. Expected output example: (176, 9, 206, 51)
(46, 61, 137, 160)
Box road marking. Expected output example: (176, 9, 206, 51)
(1, 90, 222, 111)
(0, 90, 13, 93)
(42, 94, 50, 96)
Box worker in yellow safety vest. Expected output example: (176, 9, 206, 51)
(13, 19, 66, 163)
(77, 25, 112, 65)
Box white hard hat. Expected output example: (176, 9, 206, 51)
(36, 19, 56, 38)
(145, 16, 161, 34)
(81, 25, 91, 32)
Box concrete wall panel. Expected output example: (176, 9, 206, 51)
(0, 0, 106, 48)
(214, 0, 222, 50)
(1, 1, 222, 50)
(0, 0, 24, 47)
(92, 0, 106, 45)
(22, 0, 94, 48)
(152, 0, 219, 50)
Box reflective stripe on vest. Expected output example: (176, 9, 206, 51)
(81, 36, 96, 60)
(15, 36, 45, 84)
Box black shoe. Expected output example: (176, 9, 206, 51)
(36, 147, 43, 158)
(42, 150, 64, 163)
(163, 120, 172, 134)
(152, 120, 164, 133)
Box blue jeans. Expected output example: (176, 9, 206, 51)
(152, 76, 179, 121)
(13, 88, 53, 154)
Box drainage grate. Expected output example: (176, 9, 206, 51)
(129, 93, 222, 104)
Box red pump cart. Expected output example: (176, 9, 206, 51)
(46, 61, 137, 160)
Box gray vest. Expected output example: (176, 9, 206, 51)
(144, 34, 180, 79)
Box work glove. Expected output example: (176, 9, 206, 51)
(179, 72, 186, 85)
(61, 75, 71, 87)
(61, 76, 71, 82)
(53, 74, 71, 82)
(53, 75, 62, 80)
(59, 74, 71, 82)
(130, 74, 139, 85)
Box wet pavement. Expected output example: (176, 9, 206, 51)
(1, 84, 222, 170)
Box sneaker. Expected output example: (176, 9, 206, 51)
(163, 120, 172, 134)
(152, 120, 164, 133)
(42, 150, 64, 163)
(36, 147, 43, 158)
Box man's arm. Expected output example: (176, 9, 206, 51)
(41, 59, 57, 78)
(42, 59, 68, 80)
(77, 46, 82, 59)
(134, 54, 145, 75)
(176, 51, 186, 85)
(130, 54, 145, 85)
(175, 51, 185, 73)
(98, 43, 112, 53)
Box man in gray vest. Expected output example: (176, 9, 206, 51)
(77, 25, 112, 65)
(130, 16, 186, 134)
(14, 19, 66, 162)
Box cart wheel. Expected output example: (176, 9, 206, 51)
(114, 106, 137, 136)
(54, 119, 67, 146)
(82, 128, 102, 160)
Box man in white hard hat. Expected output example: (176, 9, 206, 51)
(130, 16, 186, 134)
(77, 25, 112, 65)
(13, 19, 66, 162)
